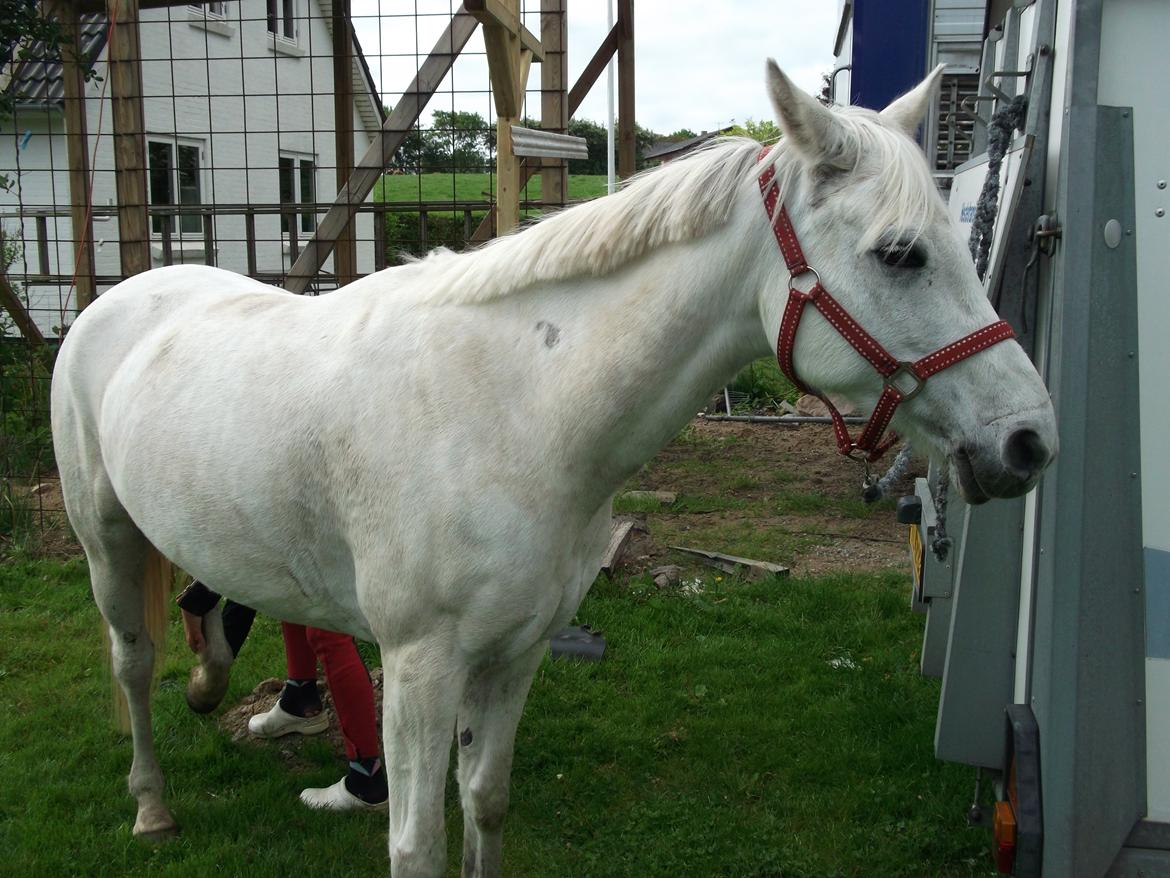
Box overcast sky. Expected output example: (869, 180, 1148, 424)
(351, 2, 842, 135)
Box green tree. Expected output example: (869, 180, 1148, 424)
(391, 110, 492, 173)
(727, 117, 782, 145)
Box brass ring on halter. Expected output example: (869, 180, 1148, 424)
(788, 266, 821, 296)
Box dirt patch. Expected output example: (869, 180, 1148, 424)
(617, 419, 921, 579)
(219, 669, 387, 764)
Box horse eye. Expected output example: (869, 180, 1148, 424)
(876, 242, 926, 269)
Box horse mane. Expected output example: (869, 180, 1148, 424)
(408, 109, 939, 306)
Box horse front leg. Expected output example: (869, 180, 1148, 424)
(456, 641, 546, 878)
(380, 635, 467, 878)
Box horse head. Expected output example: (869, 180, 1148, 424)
(758, 62, 1057, 503)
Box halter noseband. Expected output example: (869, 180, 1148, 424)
(756, 150, 1016, 463)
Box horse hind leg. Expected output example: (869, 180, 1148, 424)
(456, 641, 546, 878)
(82, 515, 179, 839)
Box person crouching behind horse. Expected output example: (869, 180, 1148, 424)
(176, 580, 388, 811)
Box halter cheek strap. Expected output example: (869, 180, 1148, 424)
(757, 154, 1016, 463)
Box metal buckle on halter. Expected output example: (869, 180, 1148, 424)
(884, 361, 925, 400)
(845, 445, 871, 463)
(788, 267, 821, 297)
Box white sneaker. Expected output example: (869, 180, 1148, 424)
(247, 701, 329, 738)
(299, 777, 388, 812)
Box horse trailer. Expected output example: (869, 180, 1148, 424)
(838, 0, 1170, 874)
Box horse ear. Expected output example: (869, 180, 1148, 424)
(881, 64, 945, 137)
(765, 59, 853, 171)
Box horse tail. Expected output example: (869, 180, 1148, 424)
(106, 549, 173, 733)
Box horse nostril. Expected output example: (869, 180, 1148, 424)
(1003, 428, 1050, 480)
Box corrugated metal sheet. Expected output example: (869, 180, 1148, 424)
(510, 125, 588, 160)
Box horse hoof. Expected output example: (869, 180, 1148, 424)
(133, 810, 179, 841)
(185, 666, 228, 714)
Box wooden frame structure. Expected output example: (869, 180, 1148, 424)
(6, 1, 635, 303)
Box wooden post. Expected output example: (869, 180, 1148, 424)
(107, 0, 151, 276)
(540, 0, 567, 209)
(496, 111, 519, 234)
(617, 0, 635, 179)
(56, 0, 97, 310)
(106, 0, 170, 733)
(331, 0, 356, 285)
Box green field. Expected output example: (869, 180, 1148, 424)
(0, 425, 998, 877)
(375, 173, 610, 204)
(372, 173, 610, 261)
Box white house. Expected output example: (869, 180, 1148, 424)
(1, 0, 385, 334)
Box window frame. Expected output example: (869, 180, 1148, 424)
(278, 153, 317, 236)
(147, 137, 206, 238)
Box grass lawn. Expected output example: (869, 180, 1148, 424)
(0, 425, 998, 877)
(375, 173, 610, 205)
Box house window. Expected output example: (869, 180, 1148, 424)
(279, 155, 316, 234)
(148, 141, 203, 235)
(267, 0, 295, 40)
(191, 1, 227, 16)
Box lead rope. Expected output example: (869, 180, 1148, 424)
(969, 94, 1028, 280)
(931, 462, 953, 561)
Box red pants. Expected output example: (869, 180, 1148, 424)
(281, 622, 379, 761)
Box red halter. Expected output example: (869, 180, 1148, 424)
(757, 154, 1016, 463)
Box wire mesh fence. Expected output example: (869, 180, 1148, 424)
(0, 0, 585, 552)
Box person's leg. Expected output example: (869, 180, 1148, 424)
(278, 622, 323, 717)
(247, 622, 328, 737)
(301, 627, 387, 807)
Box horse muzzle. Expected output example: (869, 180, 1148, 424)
(950, 415, 1058, 504)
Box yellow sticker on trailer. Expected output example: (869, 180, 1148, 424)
(908, 524, 925, 601)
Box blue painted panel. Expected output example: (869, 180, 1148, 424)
(1147, 548, 1170, 659)
(850, 0, 930, 111)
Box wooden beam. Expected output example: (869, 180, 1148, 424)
(540, 0, 568, 209)
(54, 0, 97, 310)
(617, 0, 635, 179)
(464, 0, 544, 61)
(331, 0, 356, 286)
(568, 23, 618, 118)
(0, 272, 46, 346)
(107, 0, 151, 276)
(284, 7, 479, 293)
(495, 114, 519, 234)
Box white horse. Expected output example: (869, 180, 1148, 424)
(52, 62, 1055, 876)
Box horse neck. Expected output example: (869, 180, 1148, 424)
(546, 192, 777, 499)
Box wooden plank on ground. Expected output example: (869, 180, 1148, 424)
(284, 7, 479, 293)
(671, 545, 790, 581)
(601, 519, 636, 576)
